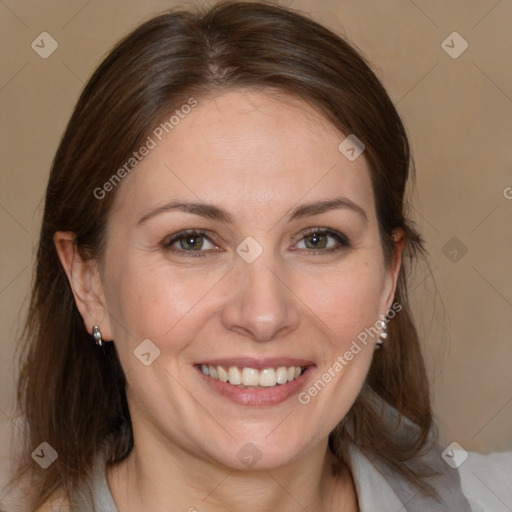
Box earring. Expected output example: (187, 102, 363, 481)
(375, 319, 388, 350)
(92, 325, 103, 347)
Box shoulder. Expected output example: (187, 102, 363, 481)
(34, 494, 70, 512)
(34, 451, 117, 512)
(0, 476, 69, 512)
(346, 441, 475, 511)
(458, 450, 512, 512)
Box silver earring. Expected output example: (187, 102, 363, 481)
(376, 319, 388, 350)
(92, 325, 103, 347)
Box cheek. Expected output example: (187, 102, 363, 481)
(295, 262, 384, 424)
(104, 255, 225, 350)
(301, 257, 386, 344)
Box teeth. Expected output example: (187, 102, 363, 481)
(208, 365, 218, 379)
(217, 365, 229, 382)
(228, 366, 242, 385)
(242, 367, 259, 386)
(259, 368, 276, 387)
(200, 365, 305, 387)
(276, 366, 288, 384)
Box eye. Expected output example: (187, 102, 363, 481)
(163, 229, 217, 256)
(293, 228, 350, 254)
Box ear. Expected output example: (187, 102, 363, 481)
(54, 231, 113, 341)
(379, 228, 405, 316)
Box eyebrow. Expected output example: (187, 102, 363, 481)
(137, 201, 233, 225)
(137, 197, 368, 226)
(287, 197, 368, 224)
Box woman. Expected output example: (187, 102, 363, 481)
(11, 1, 474, 510)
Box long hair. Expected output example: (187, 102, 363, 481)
(14, 1, 434, 508)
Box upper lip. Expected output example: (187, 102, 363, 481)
(196, 357, 315, 370)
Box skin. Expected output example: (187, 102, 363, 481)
(55, 89, 404, 511)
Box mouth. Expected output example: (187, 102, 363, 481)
(198, 363, 307, 388)
(194, 358, 315, 406)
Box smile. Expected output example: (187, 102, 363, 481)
(195, 358, 315, 406)
(199, 364, 306, 388)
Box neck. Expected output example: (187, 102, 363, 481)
(107, 430, 358, 512)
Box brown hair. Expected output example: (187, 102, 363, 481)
(14, 1, 435, 508)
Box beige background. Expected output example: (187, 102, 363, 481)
(0, 0, 511, 457)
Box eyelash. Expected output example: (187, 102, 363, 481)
(162, 229, 213, 258)
(292, 227, 351, 255)
(162, 227, 351, 258)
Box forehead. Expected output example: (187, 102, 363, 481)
(110, 89, 375, 224)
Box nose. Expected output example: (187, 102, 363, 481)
(220, 252, 301, 342)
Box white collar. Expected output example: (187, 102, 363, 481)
(83, 444, 406, 512)
(344, 443, 406, 511)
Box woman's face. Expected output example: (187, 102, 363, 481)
(95, 89, 402, 470)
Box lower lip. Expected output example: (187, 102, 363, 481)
(195, 366, 314, 406)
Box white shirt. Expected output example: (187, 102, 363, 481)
(69, 441, 475, 511)
(1, 441, 511, 510)
(1, 419, 510, 510)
